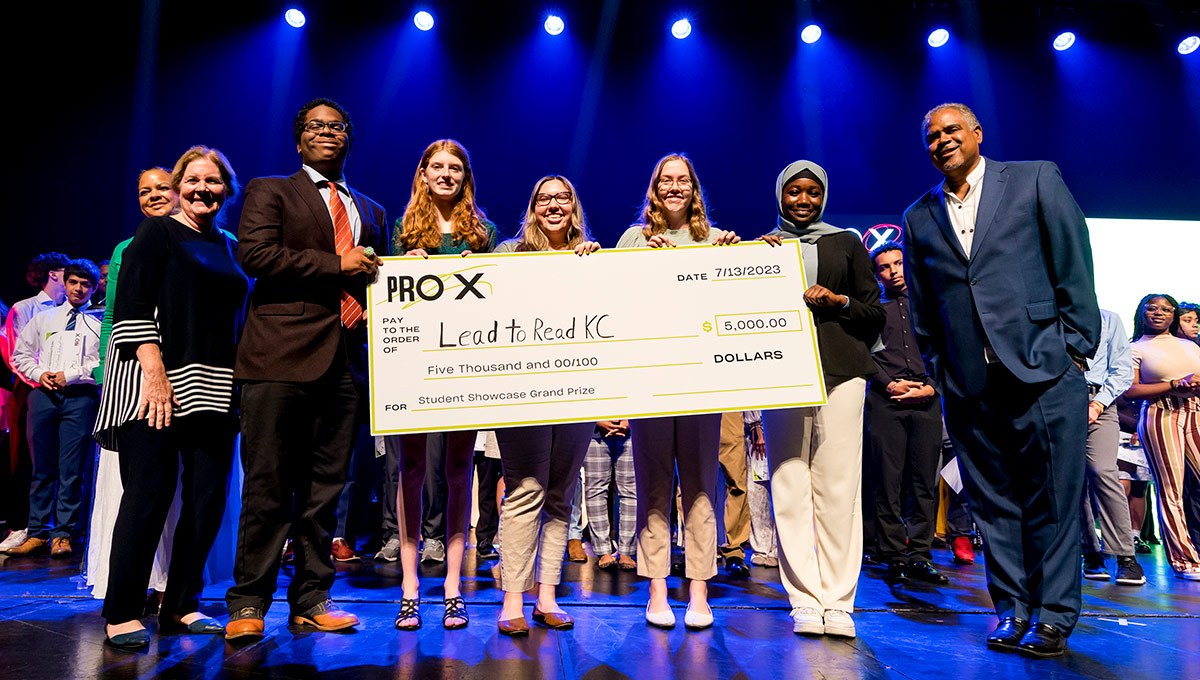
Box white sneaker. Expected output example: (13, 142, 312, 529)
(421, 538, 445, 563)
(375, 538, 401, 562)
(1177, 569, 1200, 581)
(684, 601, 713, 630)
(645, 603, 677, 629)
(791, 606, 824, 635)
(823, 609, 856, 638)
(0, 529, 29, 553)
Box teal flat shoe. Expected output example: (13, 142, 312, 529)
(160, 615, 224, 634)
(106, 628, 150, 649)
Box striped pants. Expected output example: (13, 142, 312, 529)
(1139, 395, 1200, 572)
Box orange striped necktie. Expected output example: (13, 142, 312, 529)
(325, 180, 364, 329)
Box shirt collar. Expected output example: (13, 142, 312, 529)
(941, 156, 986, 200)
(35, 290, 56, 306)
(301, 164, 348, 193)
(880, 288, 908, 304)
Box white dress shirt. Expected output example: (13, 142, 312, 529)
(12, 301, 102, 387)
(302, 164, 362, 244)
(3, 290, 61, 385)
(942, 157, 987, 256)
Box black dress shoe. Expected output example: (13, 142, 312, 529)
(885, 561, 909, 583)
(1017, 623, 1068, 658)
(908, 561, 950, 585)
(725, 556, 750, 578)
(985, 616, 1030, 651)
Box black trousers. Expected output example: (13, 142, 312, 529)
(226, 364, 359, 615)
(473, 451, 502, 547)
(865, 389, 943, 563)
(422, 433, 448, 541)
(102, 414, 235, 623)
(945, 364, 1087, 633)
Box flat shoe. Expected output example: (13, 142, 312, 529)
(161, 615, 224, 634)
(532, 606, 574, 630)
(645, 603, 676, 629)
(106, 628, 150, 650)
(498, 615, 529, 637)
(684, 603, 713, 630)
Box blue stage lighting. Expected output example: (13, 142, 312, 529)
(1053, 32, 1076, 51)
(1180, 36, 1199, 55)
(545, 15, 565, 36)
(671, 19, 692, 40)
(800, 24, 822, 44)
(928, 28, 949, 48)
(284, 9, 305, 28)
(414, 11, 434, 31)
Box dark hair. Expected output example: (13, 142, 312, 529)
(869, 240, 903, 264)
(98, 259, 111, 268)
(63, 258, 100, 287)
(293, 97, 353, 145)
(1179, 301, 1199, 315)
(25, 252, 71, 289)
(1131, 293, 1180, 340)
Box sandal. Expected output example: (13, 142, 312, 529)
(394, 598, 421, 630)
(443, 596, 469, 630)
(597, 554, 618, 570)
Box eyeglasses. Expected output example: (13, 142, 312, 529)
(304, 120, 348, 133)
(657, 177, 693, 189)
(534, 191, 573, 206)
(1144, 304, 1175, 315)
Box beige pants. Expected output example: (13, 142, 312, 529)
(718, 412, 750, 559)
(764, 378, 866, 612)
(632, 414, 722, 580)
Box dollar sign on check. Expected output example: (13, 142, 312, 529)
(702, 321, 713, 333)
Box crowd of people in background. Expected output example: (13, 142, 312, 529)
(0, 99, 1196, 660)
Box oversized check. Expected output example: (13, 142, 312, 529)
(367, 240, 827, 434)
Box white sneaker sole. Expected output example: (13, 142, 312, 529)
(793, 621, 824, 635)
(823, 624, 856, 638)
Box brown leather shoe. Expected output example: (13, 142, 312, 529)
(50, 537, 72, 558)
(498, 614, 529, 637)
(618, 555, 637, 571)
(331, 538, 359, 562)
(566, 539, 588, 563)
(6, 536, 48, 556)
(532, 606, 574, 630)
(292, 600, 358, 631)
(225, 606, 265, 640)
(597, 554, 618, 570)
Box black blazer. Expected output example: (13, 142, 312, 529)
(809, 231, 886, 388)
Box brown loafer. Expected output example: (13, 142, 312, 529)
(498, 615, 530, 637)
(5, 536, 48, 556)
(532, 606, 574, 630)
(50, 537, 73, 558)
(618, 555, 637, 571)
(292, 600, 358, 631)
(566, 539, 588, 563)
(225, 606, 265, 640)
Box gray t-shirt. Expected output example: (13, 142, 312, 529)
(616, 225, 716, 248)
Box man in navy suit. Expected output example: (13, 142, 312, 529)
(901, 103, 1099, 658)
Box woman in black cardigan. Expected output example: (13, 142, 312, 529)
(760, 160, 885, 639)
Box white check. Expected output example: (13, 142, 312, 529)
(367, 240, 827, 434)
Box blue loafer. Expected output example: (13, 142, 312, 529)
(106, 628, 150, 650)
(161, 615, 224, 634)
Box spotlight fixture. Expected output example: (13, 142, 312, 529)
(414, 10, 434, 31)
(671, 18, 692, 40)
(800, 24, 822, 44)
(1180, 35, 1199, 55)
(928, 28, 949, 48)
(1053, 32, 1076, 51)
(544, 15, 565, 36)
(284, 8, 305, 28)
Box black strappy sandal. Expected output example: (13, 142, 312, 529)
(443, 596, 469, 630)
(394, 598, 421, 630)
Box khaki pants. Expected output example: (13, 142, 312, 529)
(632, 414, 722, 580)
(764, 378, 866, 612)
(718, 412, 750, 559)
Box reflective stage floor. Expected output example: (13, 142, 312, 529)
(1, 542, 1196, 679)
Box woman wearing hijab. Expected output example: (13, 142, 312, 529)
(760, 160, 885, 639)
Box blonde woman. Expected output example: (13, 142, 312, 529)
(616, 154, 738, 630)
(492, 175, 599, 635)
(391, 140, 496, 631)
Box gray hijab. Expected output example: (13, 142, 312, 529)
(774, 160, 844, 243)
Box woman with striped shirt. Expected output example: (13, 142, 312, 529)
(95, 146, 249, 648)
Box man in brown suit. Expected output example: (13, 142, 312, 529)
(225, 98, 388, 639)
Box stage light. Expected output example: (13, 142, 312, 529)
(800, 24, 822, 44)
(1053, 32, 1076, 51)
(671, 18, 692, 40)
(284, 9, 305, 28)
(928, 28, 949, 48)
(544, 15, 564, 36)
(1180, 36, 1199, 55)
(414, 11, 434, 31)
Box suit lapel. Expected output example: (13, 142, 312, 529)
(350, 190, 376, 247)
(970, 159, 1007, 262)
(289, 171, 337, 251)
(925, 189, 968, 264)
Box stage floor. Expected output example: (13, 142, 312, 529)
(1, 543, 1197, 679)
